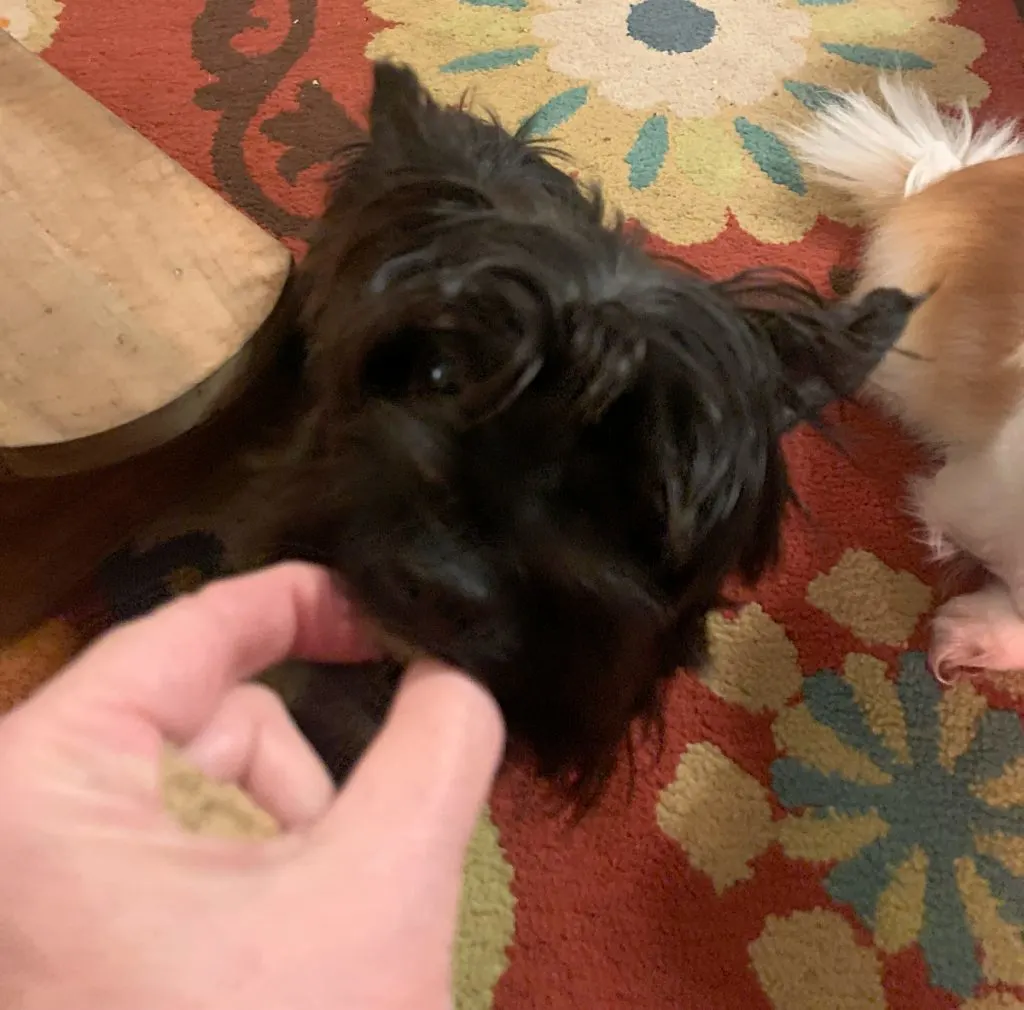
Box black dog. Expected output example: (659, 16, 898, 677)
(246, 61, 917, 806)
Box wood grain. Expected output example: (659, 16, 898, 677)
(0, 276, 304, 643)
(0, 33, 292, 476)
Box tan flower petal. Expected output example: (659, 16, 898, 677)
(938, 680, 989, 773)
(1, 0, 63, 52)
(843, 0, 957, 19)
(573, 99, 729, 246)
(749, 909, 886, 1010)
(369, 0, 462, 23)
(807, 0, 952, 38)
(773, 704, 892, 787)
(777, 809, 888, 864)
(367, 17, 532, 85)
(704, 604, 802, 713)
(455, 807, 516, 1010)
(843, 654, 911, 766)
(807, 550, 932, 647)
(956, 857, 1024, 987)
(973, 669, 1024, 703)
(657, 743, 776, 894)
(975, 834, 1024, 877)
(875, 846, 927, 954)
(962, 995, 1024, 1010)
(671, 115, 834, 245)
(972, 756, 1024, 811)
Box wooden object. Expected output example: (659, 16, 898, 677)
(0, 280, 303, 642)
(0, 33, 292, 477)
(0, 276, 302, 642)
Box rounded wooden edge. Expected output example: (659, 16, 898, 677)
(0, 269, 299, 479)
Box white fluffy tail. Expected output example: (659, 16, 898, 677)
(786, 76, 1024, 217)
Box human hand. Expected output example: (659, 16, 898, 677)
(0, 562, 505, 1010)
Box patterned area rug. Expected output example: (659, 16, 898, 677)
(3, 1, 1024, 1007)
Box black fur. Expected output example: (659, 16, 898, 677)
(247, 61, 918, 806)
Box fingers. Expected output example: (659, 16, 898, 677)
(27, 563, 380, 748)
(315, 660, 505, 873)
(182, 683, 335, 829)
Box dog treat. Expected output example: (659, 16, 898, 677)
(161, 746, 279, 841)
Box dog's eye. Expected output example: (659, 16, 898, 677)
(425, 356, 462, 396)
(363, 330, 466, 401)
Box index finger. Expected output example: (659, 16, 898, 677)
(25, 562, 380, 746)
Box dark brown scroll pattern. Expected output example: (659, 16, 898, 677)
(190, 0, 359, 241)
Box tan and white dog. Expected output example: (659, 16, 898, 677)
(787, 77, 1024, 680)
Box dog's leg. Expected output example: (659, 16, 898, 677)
(914, 439, 1024, 680)
(930, 583, 1024, 680)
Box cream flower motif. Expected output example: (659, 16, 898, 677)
(0, 0, 63, 53)
(749, 908, 886, 1010)
(962, 998, 1024, 1010)
(657, 741, 776, 893)
(807, 549, 932, 647)
(365, 0, 992, 245)
(454, 807, 516, 1009)
(532, 0, 811, 119)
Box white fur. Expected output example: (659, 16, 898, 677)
(788, 75, 1024, 678)
(914, 401, 1024, 601)
(911, 404, 1024, 679)
(785, 76, 1024, 209)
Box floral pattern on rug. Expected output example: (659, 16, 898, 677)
(456, 809, 517, 1010)
(365, 0, 991, 245)
(659, 550, 1024, 1006)
(0, 0, 62, 51)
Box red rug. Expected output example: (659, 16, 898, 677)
(3, 1, 1024, 1007)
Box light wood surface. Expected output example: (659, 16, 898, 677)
(0, 280, 303, 642)
(0, 32, 292, 477)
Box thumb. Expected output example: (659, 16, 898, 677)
(313, 660, 506, 873)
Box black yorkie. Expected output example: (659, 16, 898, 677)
(246, 60, 918, 806)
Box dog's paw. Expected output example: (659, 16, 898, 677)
(929, 586, 1024, 683)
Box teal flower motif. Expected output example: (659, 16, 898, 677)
(783, 79, 841, 112)
(440, 45, 540, 74)
(521, 85, 590, 137)
(625, 114, 669, 190)
(734, 117, 807, 195)
(821, 42, 935, 71)
(772, 652, 1024, 997)
(366, 0, 993, 244)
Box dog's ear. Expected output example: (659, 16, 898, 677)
(774, 285, 921, 429)
(367, 60, 441, 149)
(721, 272, 922, 430)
